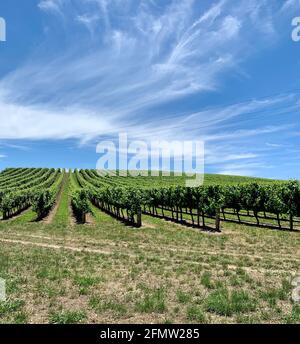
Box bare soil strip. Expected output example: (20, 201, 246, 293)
(142, 221, 156, 229)
(86, 213, 95, 226)
(69, 202, 77, 226)
(0, 237, 135, 258)
(0, 237, 295, 276)
(0, 231, 297, 264)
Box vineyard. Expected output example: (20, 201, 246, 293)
(1, 168, 299, 232)
(0, 168, 63, 221)
(0, 168, 300, 324)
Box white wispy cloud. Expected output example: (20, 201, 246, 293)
(76, 14, 100, 35)
(266, 142, 284, 148)
(217, 161, 272, 177)
(0, 100, 115, 140)
(38, 0, 64, 15)
(0, 142, 30, 151)
(3, 0, 282, 114)
(217, 169, 256, 176)
(207, 153, 258, 164)
(0, 0, 297, 176)
(280, 0, 300, 12)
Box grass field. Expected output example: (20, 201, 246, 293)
(0, 171, 299, 324)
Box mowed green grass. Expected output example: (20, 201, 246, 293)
(0, 172, 299, 324)
(202, 173, 275, 185)
(0, 212, 299, 323)
(52, 173, 70, 227)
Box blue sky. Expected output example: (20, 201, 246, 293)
(0, 0, 300, 179)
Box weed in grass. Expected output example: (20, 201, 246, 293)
(14, 311, 28, 324)
(164, 318, 173, 324)
(284, 305, 300, 324)
(7, 279, 22, 294)
(201, 272, 214, 289)
(0, 300, 24, 317)
(235, 269, 253, 284)
(74, 276, 101, 288)
(74, 275, 102, 294)
(260, 311, 271, 321)
(36, 281, 65, 298)
(186, 305, 207, 323)
(235, 268, 246, 276)
(223, 269, 232, 277)
(135, 288, 166, 313)
(89, 296, 127, 316)
(229, 276, 242, 287)
(205, 288, 232, 316)
(136, 282, 147, 290)
(259, 288, 281, 307)
(49, 310, 86, 324)
(236, 314, 260, 324)
(130, 266, 141, 280)
(36, 267, 62, 281)
(173, 306, 180, 314)
(278, 279, 291, 301)
(78, 288, 87, 296)
(176, 290, 192, 304)
(205, 289, 256, 316)
(164, 271, 172, 278)
(215, 280, 223, 289)
(230, 290, 256, 313)
(194, 289, 203, 297)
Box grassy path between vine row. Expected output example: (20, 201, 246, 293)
(51, 173, 70, 227)
(0, 207, 34, 224)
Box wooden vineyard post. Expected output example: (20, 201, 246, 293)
(254, 211, 259, 225)
(236, 210, 241, 223)
(222, 208, 226, 220)
(190, 208, 194, 226)
(215, 208, 221, 232)
(277, 214, 281, 229)
(136, 209, 142, 228)
(290, 214, 293, 231)
(202, 211, 205, 228)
